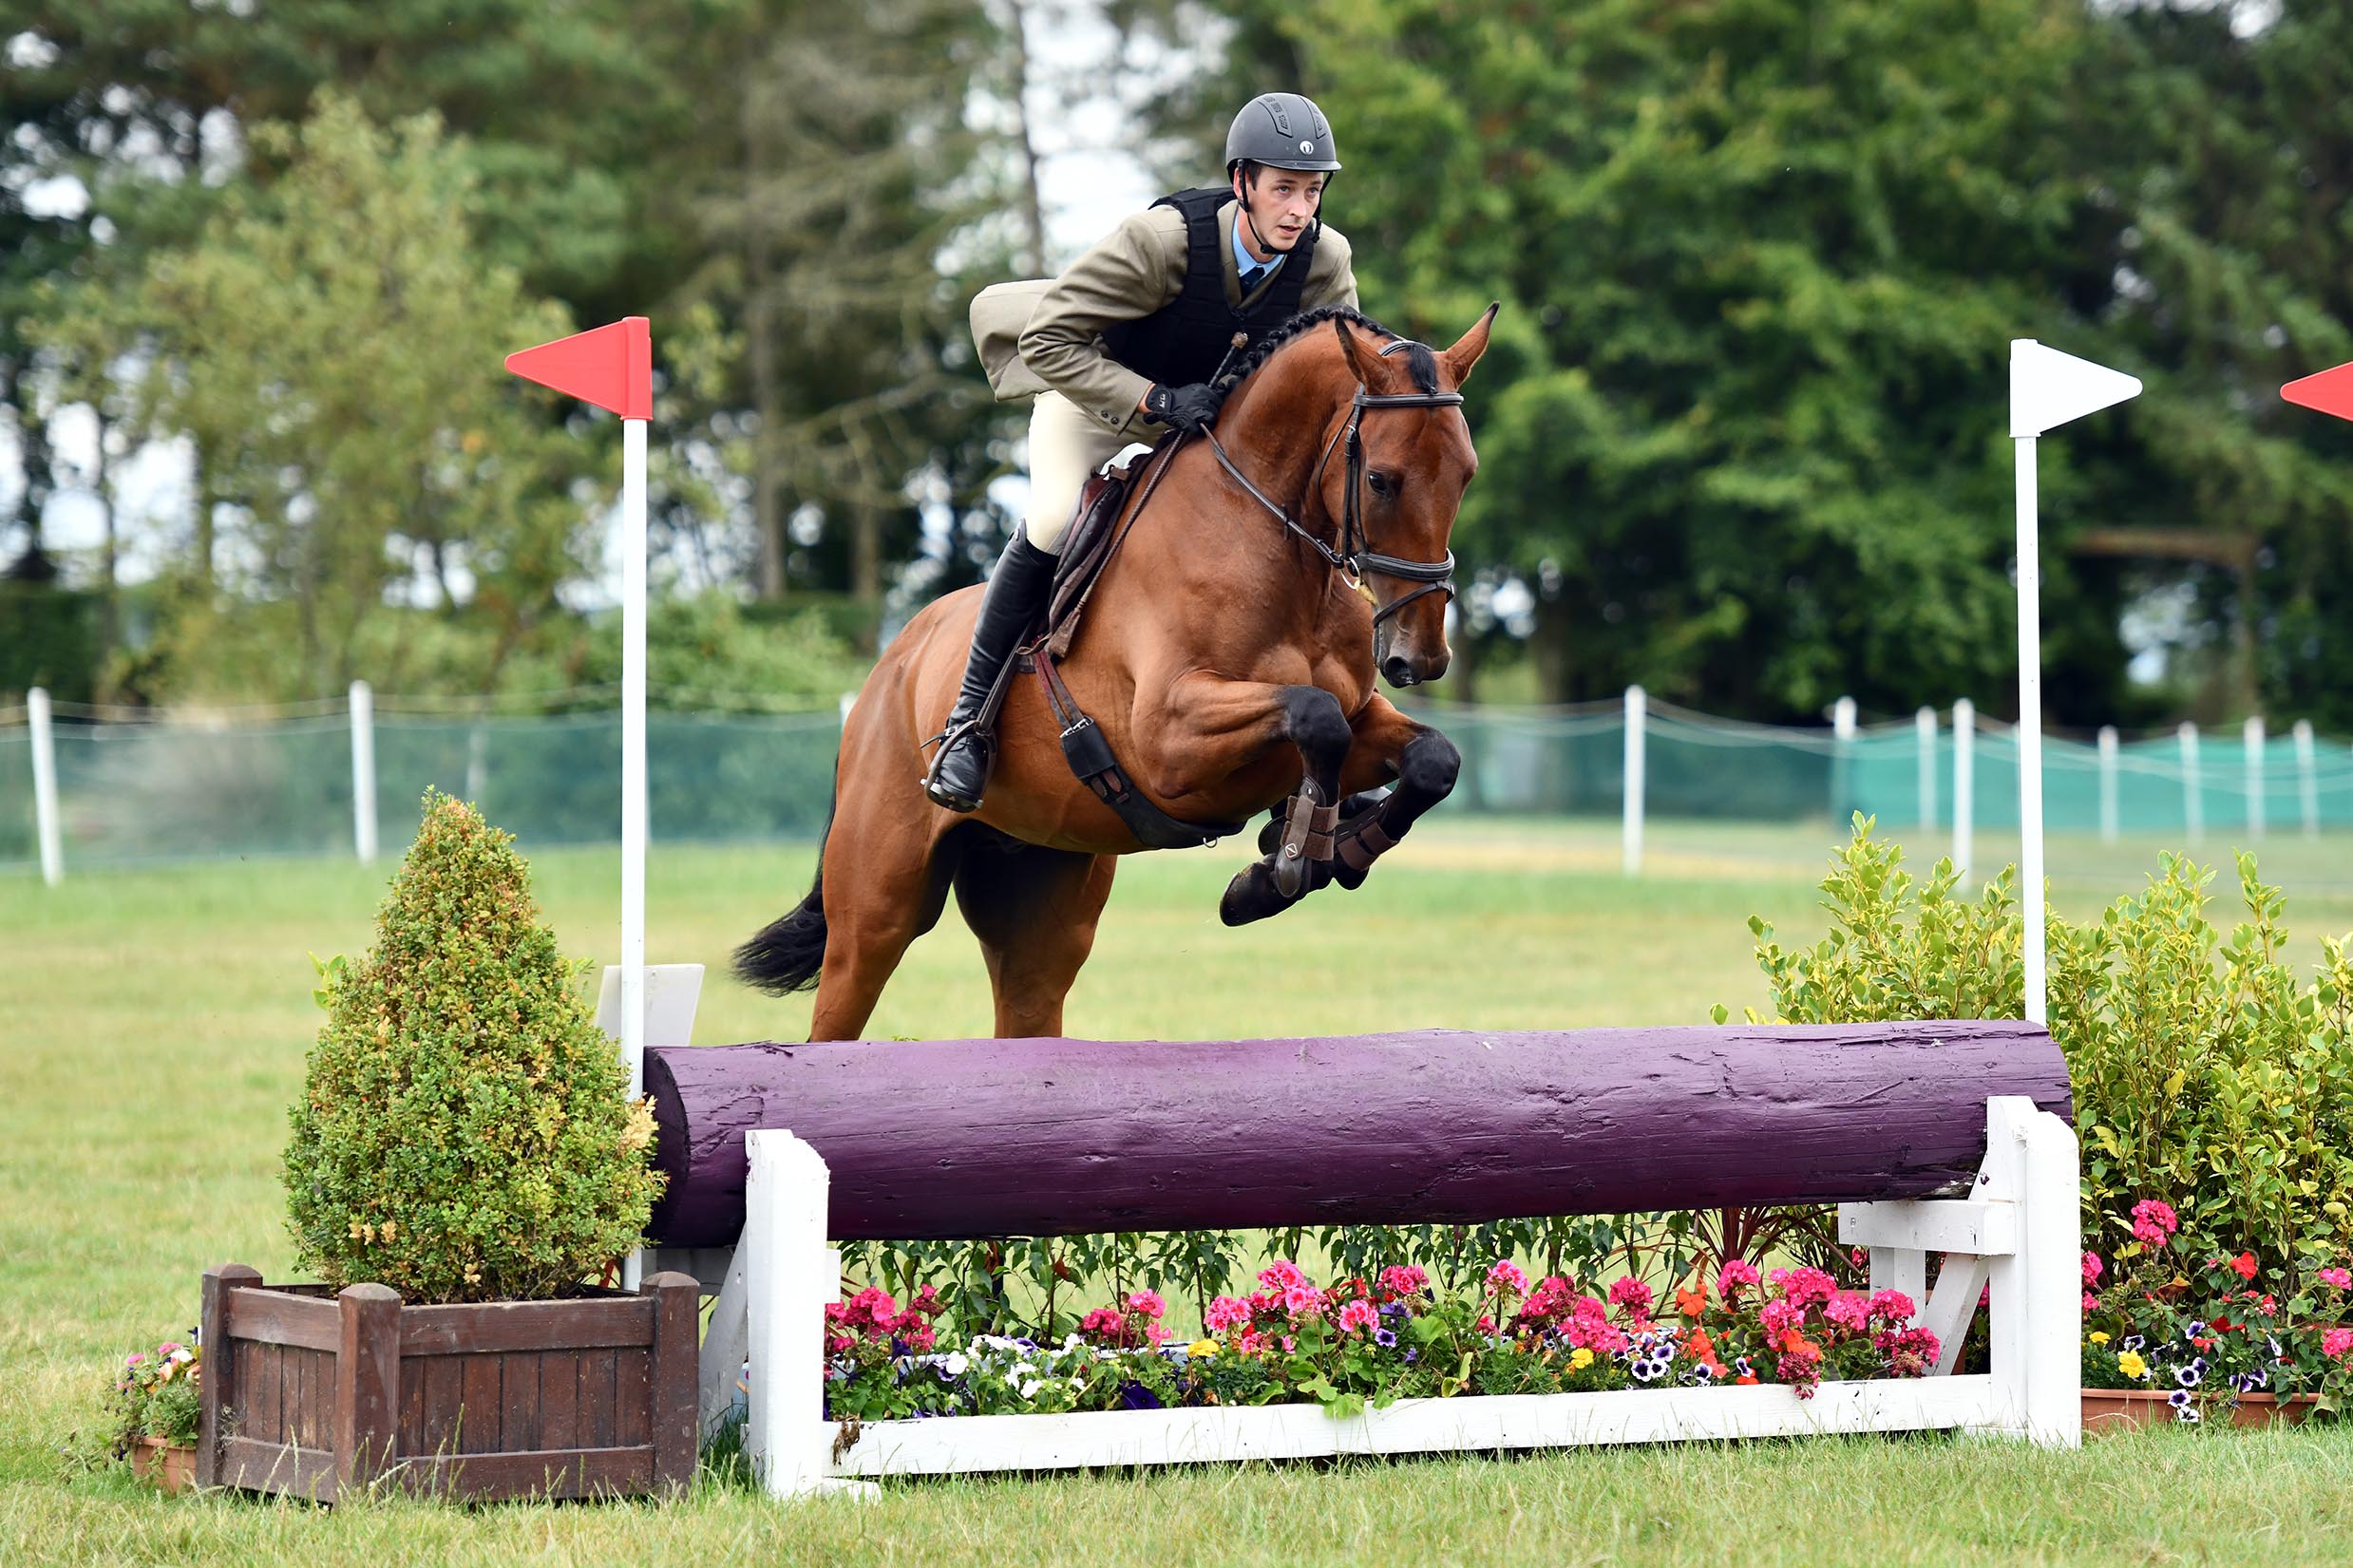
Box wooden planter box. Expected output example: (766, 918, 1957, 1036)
(197, 1263, 699, 1502)
(2082, 1386, 2318, 1434)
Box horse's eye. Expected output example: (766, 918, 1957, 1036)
(1368, 470, 1397, 498)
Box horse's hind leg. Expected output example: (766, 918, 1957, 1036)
(952, 834, 1117, 1038)
(808, 807, 960, 1041)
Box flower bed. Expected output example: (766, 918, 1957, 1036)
(824, 1258, 1939, 1424)
(2078, 1201, 2353, 1427)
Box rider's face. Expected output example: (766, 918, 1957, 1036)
(1234, 166, 1326, 258)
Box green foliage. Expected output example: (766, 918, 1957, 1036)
(1720, 814, 2023, 1026)
(2055, 851, 2353, 1283)
(0, 583, 98, 705)
(283, 791, 659, 1302)
(39, 91, 596, 703)
(1728, 816, 2353, 1287)
(104, 1336, 202, 1456)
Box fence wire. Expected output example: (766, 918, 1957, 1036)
(4, 697, 2348, 872)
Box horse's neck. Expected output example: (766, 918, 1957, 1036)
(1208, 352, 1347, 540)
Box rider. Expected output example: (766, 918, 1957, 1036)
(925, 90, 1360, 812)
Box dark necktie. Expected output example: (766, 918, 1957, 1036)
(1241, 263, 1269, 295)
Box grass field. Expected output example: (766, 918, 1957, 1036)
(9, 815, 2353, 1566)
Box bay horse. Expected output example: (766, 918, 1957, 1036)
(736, 302, 1497, 1039)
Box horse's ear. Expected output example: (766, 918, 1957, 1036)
(1332, 316, 1377, 389)
(1442, 303, 1502, 387)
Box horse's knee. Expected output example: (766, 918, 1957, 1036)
(1399, 729, 1460, 801)
(1281, 686, 1352, 765)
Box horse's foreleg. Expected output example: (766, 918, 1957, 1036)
(1327, 697, 1461, 890)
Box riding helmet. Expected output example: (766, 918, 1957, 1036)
(1224, 92, 1341, 176)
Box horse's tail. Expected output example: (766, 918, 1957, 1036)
(733, 792, 835, 996)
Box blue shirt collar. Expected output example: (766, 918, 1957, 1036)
(1233, 215, 1281, 286)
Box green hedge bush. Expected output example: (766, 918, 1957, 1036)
(283, 790, 660, 1301)
(1724, 817, 2353, 1287)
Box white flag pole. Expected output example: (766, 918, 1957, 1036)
(2009, 340, 2141, 1029)
(620, 413, 648, 1294)
(2014, 434, 2046, 1024)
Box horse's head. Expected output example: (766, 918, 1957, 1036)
(1324, 305, 1497, 689)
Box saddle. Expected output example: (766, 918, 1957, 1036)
(974, 437, 1244, 850)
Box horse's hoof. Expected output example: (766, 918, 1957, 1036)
(1220, 861, 1286, 926)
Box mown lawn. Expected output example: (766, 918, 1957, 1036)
(7, 815, 2353, 1567)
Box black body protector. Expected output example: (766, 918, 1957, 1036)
(1104, 186, 1319, 388)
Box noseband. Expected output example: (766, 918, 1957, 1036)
(1202, 343, 1462, 628)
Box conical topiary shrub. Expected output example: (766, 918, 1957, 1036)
(284, 790, 660, 1302)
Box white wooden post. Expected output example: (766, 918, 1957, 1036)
(2178, 722, 2202, 842)
(2296, 719, 2319, 839)
(1952, 698, 1975, 883)
(1831, 695, 1857, 827)
(746, 1130, 875, 1500)
(2242, 716, 2266, 840)
(2096, 726, 2119, 845)
(349, 680, 377, 865)
(1622, 685, 1645, 878)
(1915, 706, 1938, 831)
(28, 686, 62, 888)
(1982, 1097, 2081, 1447)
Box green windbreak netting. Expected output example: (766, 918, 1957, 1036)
(7, 700, 2352, 873)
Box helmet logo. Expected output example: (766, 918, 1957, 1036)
(1300, 140, 1315, 154)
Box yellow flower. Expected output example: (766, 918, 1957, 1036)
(2088, 1332, 2110, 1345)
(2116, 1351, 2148, 1381)
(1569, 1348, 1595, 1370)
(1187, 1340, 1219, 1358)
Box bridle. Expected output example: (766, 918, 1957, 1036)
(1200, 340, 1463, 628)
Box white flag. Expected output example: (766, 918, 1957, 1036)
(2010, 339, 2141, 438)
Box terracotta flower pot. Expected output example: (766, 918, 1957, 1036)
(2082, 1386, 2318, 1435)
(131, 1436, 198, 1493)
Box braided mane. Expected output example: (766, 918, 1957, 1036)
(1214, 304, 1440, 395)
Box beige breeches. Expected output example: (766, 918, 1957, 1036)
(1025, 390, 1137, 554)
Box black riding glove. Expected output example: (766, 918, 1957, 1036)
(1146, 381, 1224, 434)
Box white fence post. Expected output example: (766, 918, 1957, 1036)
(2296, 718, 2319, 839)
(1981, 1097, 2082, 1447)
(2097, 726, 2119, 845)
(1830, 696, 1857, 830)
(350, 680, 378, 865)
(2243, 716, 2266, 841)
(1622, 685, 1645, 878)
(1952, 698, 1975, 883)
(2178, 722, 2202, 842)
(28, 687, 62, 888)
(1915, 706, 1938, 831)
(744, 1130, 873, 1500)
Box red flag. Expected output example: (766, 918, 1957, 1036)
(504, 317, 651, 420)
(2283, 360, 2353, 425)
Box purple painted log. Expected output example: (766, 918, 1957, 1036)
(643, 1022, 2070, 1247)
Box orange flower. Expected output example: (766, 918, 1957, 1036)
(1675, 1286, 1708, 1320)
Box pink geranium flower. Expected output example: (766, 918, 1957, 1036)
(1866, 1289, 1917, 1324)
(1487, 1260, 1529, 1297)
(2130, 1199, 2178, 1246)
(1125, 1289, 1167, 1319)
(1205, 1295, 1250, 1333)
(2323, 1328, 2353, 1361)
(1769, 1267, 1837, 1309)
(1607, 1276, 1653, 1315)
(1282, 1285, 1325, 1319)
(1258, 1260, 1306, 1292)
(2081, 1252, 2102, 1285)
(2319, 1267, 2353, 1291)
(1336, 1298, 1378, 1334)
(1717, 1259, 1762, 1296)
(1376, 1264, 1429, 1300)
(1823, 1292, 1870, 1332)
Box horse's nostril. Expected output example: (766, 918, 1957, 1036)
(1381, 656, 1415, 688)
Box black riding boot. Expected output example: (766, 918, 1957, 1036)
(922, 529, 1059, 811)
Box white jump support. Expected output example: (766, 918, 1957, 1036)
(349, 680, 377, 866)
(1622, 685, 1645, 878)
(723, 1094, 2078, 1497)
(28, 686, 63, 887)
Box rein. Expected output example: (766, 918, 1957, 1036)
(1201, 346, 1463, 628)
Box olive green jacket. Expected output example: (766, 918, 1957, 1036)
(970, 197, 1358, 440)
